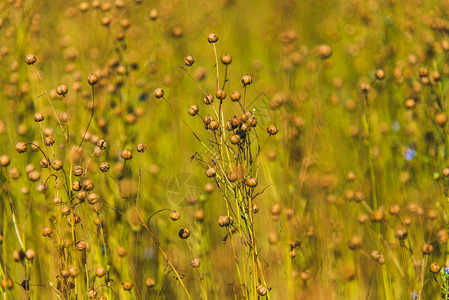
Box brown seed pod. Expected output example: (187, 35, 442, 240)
(179, 228, 190, 239)
(169, 210, 180, 221)
(230, 134, 241, 145)
(395, 227, 407, 240)
(25, 249, 35, 260)
(245, 177, 258, 187)
(25, 54, 37, 65)
(203, 94, 214, 105)
(208, 33, 218, 43)
(72, 180, 81, 191)
(436, 112, 448, 127)
(230, 91, 241, 102)
(122, 281, 133, 291)
(137, 143, 147, 153)
(145, 277, 156, 287)
(45, 136, 55, 146)
(191, 258, 201, 268)
(76, 191, 87, 202)
(76, 241, 88, 251)
(42, 226, 52, 237)
(256, 285, 267, 296)
(0, 155, 10, 167)
(348, 235, 362, 250)
(388, 204, 401, 215)
(68, 265, 80, 277)
(148, 9, 158, 20)
(73, 166, 83, 176)
(96, 266, 106, 277)
(252, 203, 259, 213)
(52, 159, 63, 171)
(241, 74, 252, 86)
(101, 16, 111, 26)
(15, 142, 27, 153)
(370, 250, 381, 262)
(194, 210, 205, 222)
(221, 54, 232, 65)
(121, 149, 133, 160)
(267, 124, 278, 135)
(40, 157, 51, 168)
(216, 89, 226, 100)
(117, 246, 127, 257)
(421, 243, 434, 255)
(184, 55, 194, 66)
(87, 288, 97, 299)
(218, 216, 231, 227)
(375, 69, 385, 80)
(99, 162, 110, 172)
(317, 44, 332, 59)
(61, 205, 71, 216)
(154, 88, 164, 98)
(87, 193, 100, 205)
(438, 229, 449, 244)
(430, 262, 441, 273)
(28, 170, 41, 182)
(88, 73, 98, 85)
(56, 84, 68, 96)
(271, 203, 281, 216)
(34, 112, 44, 122)
(82, 179, 94, 191)
(206, 167, 216, 178)
(188, 105, 199, 116)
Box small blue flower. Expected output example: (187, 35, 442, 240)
(445, 267, 449, 274)
(391, 120, 400, 132)
(411, 292, 418, 299)
(405, 148, 416, 161)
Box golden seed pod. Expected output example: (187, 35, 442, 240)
(375, 69, 385, 80)
(370, 250, 380, 261)
(52, 159, 63, 171)
(347, 235, 362, 250)
(209, 121, 219, 131)
(137, 143, 147, 153)
(148, 9, 158, 20)
(208, 33, 218, 43)
(154, 88, 164, 98)
(257, 285, 267, 296)
(15, 142, 27, 153)
(72, 181, 81, 191)
(438, 229, 449, 244)
(221, 54, 232, 65)
(405, 99, 416, 109)
(421, 243, 434, 255)
(87, 193, 100, 205)
(87, 288, 97, 299)
(216, 89, 226, 100)
(267, 124, 278, 135)
(388, 204, 401, 215)
(419, 67, 428, 78)
(245, 177, 258, 187)
(76, 241, 88, 252)
(203, 94, 214, 105)
(435, 112, 448, 127)
(121, 149, 133, 160)
(117, 246, 127, 257)
(194, 210, 205, 222)
(370, 208, 385, 222)
(184, 55, 194, 66)
(28, 170, 41, 182)
(96, 266, 106, 278)
(40, 157, 51, 168)
(430, 262, 441, 273)
(25, 54, 37, 65)
(34, 112, 44, 122)
(25, 249, 35, 260)
(42, 226, 52, 237)
(169, 210, 180, 221)
(206, 167, 216, 178)
(97, 139, 107, 150)
(88, 73, 98, 85)
(68, 265, 80, 277)
(44, 136, 55, 146)
(0, 155, 10, 167)
(230, 135, 241, 145)
(101, 16, 111, 26)
(191, 258, 201, 268)
(145, 277, 156, 288)
(252, 203, 259, 214)
(230, 91, 241, 102)
(56, 84, 68, 96)
(360, 83, 370, 93)
(218, 216, 230, 227)
(61, 205, 71, 216)
(179, 228, 190, 239)
(122, 281, 133, 291)
(241, 74, 252, 86)
(82, 179, 94, 191)
(99, 162, 110, 172)
(188, 105, 199, 116)
(317, 44, 332, 59)
(79, 2, 89, 12)
(73, 165, 83, 176)
(120, 18, 130, 29)
(52, 196, 62, 205)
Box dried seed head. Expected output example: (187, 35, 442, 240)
(256, 285, 267, 296)
(421, 243, 434, 255)
(405, 99, 416, 109)
(252, 203, 259, 213)
(137, 143, 147, 153)
(73, 165, 83, 176)
(87, 193, 100, 205)
(34, 112, 44, 122)
(154, 88, 164, 98)
(148, 9, 158, 20)
(99, 162, 110, 172)
(25, 54, 37, 65)
(39, 158, 51, 168)
(203, 94, 214, 105)
(28, 170, 41, 182)
(88, 288, 97, 299)
(230, 91, 241, 102)
(395, 227, 407, 240)
(82, 179, 94, 191)
(15, 142, 27, 153)
(52, 196, 62, 205)
(218, 216, 231, 227)
(68, 265, 80, 277)
(216, 89, 226, 100)
(117, 246, 127, 257)
(97, 139, 107, 150)
(419, 67, 428, 78)
(145, 277, 156, 287)
(76, 241, 88, 251)
(42, 226, 52, 237)
(206, 167, 216, 178)
(191, 258, 200, 268)
(169, 210, 180, 221)
(184, 55, 194, 66)
(267, 124, 278, 135)
(13, 249, 25, 262)
(194, 210, 205, 222)
(188, 105, 199, 116)
(56, 84, 68, 96)
(317, 44, 332, 59)
(348, 235, 362, 250)
(96, 266, 106, 277)
(209, 121, 219, 131)
(79, 2, 89, 12)
(0, 155, 10, 167)
(370, 250, 381, 261)
(88, 73, 98, 85)
(430, 262, 441, 273)
(179, 228, 190, 239)
(370, 208, 385, 222)
(438, 229, 449, 244)
(230, 134, 241, 145)
(388, 204, 401, 215)
(72, 180, 81, 191)
(25, 249, 35, 260)
(44, 136, 55, 146)
(52, 159, 63, 171)
(245, 177, 258, 187)
(208, 33, 218, 43)
(101, 16, 111, 26)
(271, 203, 281, 216)
(221, 54, 232, 65)
(435, 112, 448, 127)
(375, 69, 385, 80)
(241, 74, 252, 86)
(121, 149, 133, 160)
(122, 281, 133, 291)
(76, 191, 87, 202)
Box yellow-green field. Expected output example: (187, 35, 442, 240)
(0, 0, 449, 299)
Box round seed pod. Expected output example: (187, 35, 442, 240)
(25, 249, 35, 260)
(245, 177, 258, 187)
(388, 204, 401, 215)
(370, 250, 381, 261)
(438, 229, 449, 244)
(56, 84, 68, 96)
(184, 55, 194, 66)
(267, 124, 278, 135)
(271, 203, 281, 216)
(148, 9, 158, 20)
(395, 227, 407, 240)
(188, 105, 199, 116)
(87, 288, 97, 299)
(101, 16, 111, 26)
(73, 166, 83, 176)
(122, 281, 133, 291)
(76, 191, 87, 202)
(256, 285, 267, 296)
(119, 18, 130, 29)
(25, 54, 37, 65)
(137, 143, 147, 153)
(34, 112, 44, 122)
(117, 247, 127, 257)
(99, 162, 110, 172)
(68, 265, 80, 277)
(96, 266, 106, 278)
(348, 235, 362, 250)
(209, 121, 219, 131)
(13, 249, 25, 262)
(61, 205, 71, 216)
(52, 196, 62, 205)
(87, 193, 100, 205)
(76, 241, 88, 252)
(52, 159, 63, 171)
(317, 44, 332, 59)
(178, 228, 190, 239)
(230, 134, 241, 145)
(0, 155, 10, 167)
(72, 181, 81, 191)
(230, 91, 241, 102)
(221, 54, 232, 65)
(216, 89, 226, 100)
(191, 258, 200, 268)
(430, 262, 441, 273)
(435, 112, 448, 127)
(60, 269, 70, 279)
(15, 142, 27, 153)
(227, 172, 238, 182)
(252, 203, 259, 214)
(28, 170, 41, 182)
(203, 94, 214, 105)
(241, 74, 252, 86)
(169, 210, 180, 221)
(206, 167, 216, 178)
(370, 208, 385, 222)
(419, 68, 428, 78)
(42, 226, 52, 237)
(40, 158, 51, 168)
(218, 216, 230, 227)
(145, 277, 156, 288)
(194, 210, 205, 222)
(79, 2, 89, 12)
(208, 33, 218, 43)
(375, 69, 385, 80)
(154, 88, 164, 98)
(421, 244, 434, 255)
(88, 73, 98, 85)
(121, 149, 132, 160)
(97, 139, 107, 150)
